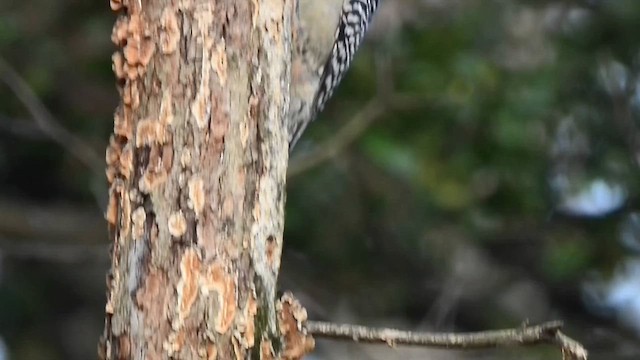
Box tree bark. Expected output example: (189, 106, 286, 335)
(100, 0, 305, 358)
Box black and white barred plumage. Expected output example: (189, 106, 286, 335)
(289, 0, 380, 149)
(313, 0, 379, 116)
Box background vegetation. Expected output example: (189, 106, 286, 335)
(1, 0, 640, 359)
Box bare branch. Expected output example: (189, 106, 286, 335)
(0, 113, 49, 140)
(0, 56, 104, 177)
(287, 43, 427, 179)
(306, 320, 588, 360)
(288, 99, 384, 177)
(0, 199, 108, 263)
(0, 240, 108, 264)
(288, 94, 423, 178)
(0, 197, 106, 245)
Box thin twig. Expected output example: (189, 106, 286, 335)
(288, 49, 398, 178)
(0, 56, 104, 177)
(287, 99, 385, 177)
(0, 197, 107, 244)
(0, 240, 109, 264)
(306, 320, 588, 359)
(0, 113, 49, 140)
(287, 94, 424, 178)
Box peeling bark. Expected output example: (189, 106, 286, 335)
(100, 0, 302, 358)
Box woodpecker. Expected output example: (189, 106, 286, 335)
(289, 0, 380, 149)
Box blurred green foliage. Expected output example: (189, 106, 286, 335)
(2, 0, 640, 359)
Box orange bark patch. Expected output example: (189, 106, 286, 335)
(112, 51, 126, 80)
(206, 344, 217, 360)
(136, 118, 166, 147)
(122, 81, 140, 109)
(125, 62, 138, 80)
(123, 39, 141, 66)
(139, 166, 168, 193)
(111, 16, 128, 45)
(105, 139, 120, 166)
(159, 92, 174, 125)
(176, 249, 202, 326)
(138, 40, 155, 67)
(119, 143, 133, 180)
(105, 135, 123, 182)
(106, 177, 126, 225)
(180, 149, 192, 168)
(190, 85, 210, 129)
(164, 330, 186, 356)
(168, 211, 187, 238)
(211, 110, 228, 142)
(131, 207, 146, 241)
(118, 335, 131, 358)
(135, 269, 162, 309)
(188, 176, 205, 217)
(127, 14, 142, 37)
(139, 145, 171, 193)
(106, 167, 117, 185)
(265, 235, 279, 269)
(135, 270, 172, 359)
(114, 106, 133, 140)
(160, 9, 180, 54)
(117, 12, 154, 80)
(201, 262, 237, 334)
(162, 143, 174, 174)
(278, 292, 315, 360)
(106, 189, 118, 225)
(260, 340, 275, 360)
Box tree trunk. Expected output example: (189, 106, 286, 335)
(100, 0, 306, 358)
